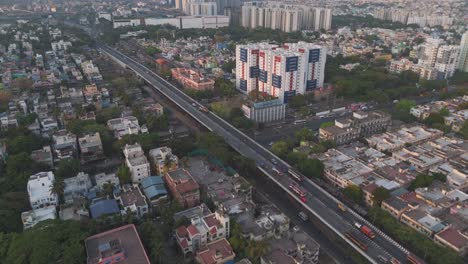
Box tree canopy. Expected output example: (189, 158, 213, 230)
(343, 185, 363, 204)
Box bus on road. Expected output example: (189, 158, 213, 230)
(288, 167, 303, 182)
(294, 119, 306, 125)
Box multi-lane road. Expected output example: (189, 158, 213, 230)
(100, 44, 414, 264)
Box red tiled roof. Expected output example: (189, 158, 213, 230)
(196, 239, 234, 264)
(204, 214, 219, 228)
(176, 180, 199, 194)
(362, 183, 378, 194)
(179, 238, 189, 249)
(436, 227, 468, 249)
(187, 225, 199, 236)
(176, 226, 188, 237)
(210, 226, 217, 235)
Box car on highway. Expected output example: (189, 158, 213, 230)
(298, 211, 309, 221)
(271, 158, 278, 165)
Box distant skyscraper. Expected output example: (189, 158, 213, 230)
(458, 31, 468, 72)
(236, 42, 326, 103)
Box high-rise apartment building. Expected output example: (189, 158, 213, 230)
(389, 38, 460, 80)
(177, 0, 217, 16)
(241, 2, 332, 32)
(457, 31, 468, 72)
(236, 42, 326, 104)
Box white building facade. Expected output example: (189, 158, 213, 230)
(27, 171, 58, 210)
(236, 42, 326, 103)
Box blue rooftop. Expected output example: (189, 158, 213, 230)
(90, 199, 120, 219)
(140, 176, 164, 189)
(140, 176, 168, 200)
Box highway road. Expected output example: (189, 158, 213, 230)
(99, 44, 413, 264)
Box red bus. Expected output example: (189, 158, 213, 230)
(344, 232, 368, 251)
(289, 184, 307, 203)
(407, 254, 424, 264)
(288, 167, 303, 182)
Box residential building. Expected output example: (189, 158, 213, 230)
(78, 132, 105, 163)
(123, 143, 151, 183)
(52, 130, 77, 160)
(148, 146, 179, 175)
(171, 68, 215, 90)
(400, 209, 447, 237)
(51, 40, 72, 51)
(261, 229, 320, 264)
(93, 172, 120, 193)
(89, 198, 120, 219)
(31, 146, 53, 167)
(107, 116, 141, 139)
(366, 126, 443, 152)
(83, 84, 102, 108)
(27, 171, 58, 210)
(318, 149, 374, 189)
(140, 176, 168, 205)
(381, 196, 411, 220)
(458, 31, 468, 72)
(85, 224, 150, 264)
(117, 185, 148, 218)
(174, 204, 230, 255)
(320, 111, 391, 145)
(195, 239, 235, 264)
(241, 99, 286, 123)
(187, 1, 217, 16)
(186, 157, 254, 217)
(81, 61, 103, 83)
(21, 206, 57, 230)
(236, 42, 326, 103)
(241, 2, 332, 32)
(434, 227, 468, 254)
(63, 172, 93, 204)
(165, 168, 200, 208)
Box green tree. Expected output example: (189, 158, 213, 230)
(424, 113, 445, 127)
(459, 120, 468, 139)
(102, 181, 114, 197)
(409, 174, 434, 190)
(320, 121, 334, 129)
(371, 187, 390, 206)
(396, 99, 416, 113)
(49, 178, 65, 202)
(4, 220, 88, 264)
(297, 159, 324, 179)
(271, 141, 289, 158)
(343, 185, 363, 204)
(214, 78, 236, 97)
(295, 127, 314, 141)
(117, 164, 132, 184)
(221, 60, 235, 73)
(54, 158, 80, 179)
(439, 107, 450, 116)
(246, 240, 269, 263)
(288, 94, 306, 108)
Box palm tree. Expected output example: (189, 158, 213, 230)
(50, 178, 65, 203)
(247, 240, 269, 263)
(151, 240, 165, 264)
(102, 181, 114, 198)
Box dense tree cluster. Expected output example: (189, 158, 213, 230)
(368, 207, 464, 264)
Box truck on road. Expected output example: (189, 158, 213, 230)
(354, 222, 376, 239)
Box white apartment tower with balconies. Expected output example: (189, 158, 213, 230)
(236, 42, 326, 104)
